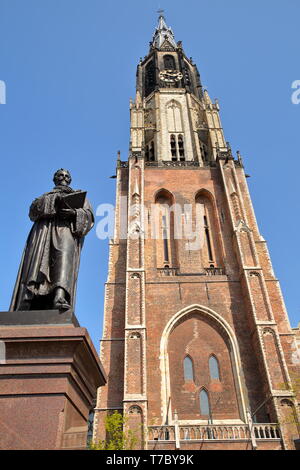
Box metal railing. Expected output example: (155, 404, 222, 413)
(157, 267, 226, 277)
(145, 161, 201, 168)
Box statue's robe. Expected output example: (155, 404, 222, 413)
(10, 186, 94, 311)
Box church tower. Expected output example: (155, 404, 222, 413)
(94, 14, 300, 450)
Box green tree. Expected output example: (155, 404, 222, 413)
(90, 411, 139, 450)
(277, 371, 300, 432)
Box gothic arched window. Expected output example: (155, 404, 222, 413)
(164, 55, 176, 70)
(195, 190, 223, 268)
(169, 133, 185, 161)
(155, 189, 177, 268)
(145, 60, 156, 97)
(183, 356, 194, 381)
(167, 100, 183, 132)
(209, 355, 220, 380)
(199, 389, 210, 416)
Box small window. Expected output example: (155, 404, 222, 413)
(183, 356, 194, 381)
(209, 356, 220, 380)
(200, 389, 210, 416)
(204, 215, 214, 261)
(146, 141, 155, 162)
(178, 135, 185, 161)
(183, 64, 191, 85)
(170, 134, 176, 160)
(164, 55, 176, 70)
(199, 140, 209, 162)
(162, 215, 169, 262)
(150, 141, 155, 161)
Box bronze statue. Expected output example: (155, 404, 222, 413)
(10, 169, 94, 311)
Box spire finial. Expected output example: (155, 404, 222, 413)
(157, 8, 165, 18)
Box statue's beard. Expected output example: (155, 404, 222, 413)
(53, 184, 73, 193)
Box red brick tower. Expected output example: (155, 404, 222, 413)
(94, 15, 300, 450)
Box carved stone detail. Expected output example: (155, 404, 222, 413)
(128, 405, 142, 414)
(130, 273, 141, 279)
(129, 332, 141, 339)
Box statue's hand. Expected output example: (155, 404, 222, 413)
(59, 208, 76, 221)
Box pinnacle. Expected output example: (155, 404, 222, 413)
(203, 90, 212, 105)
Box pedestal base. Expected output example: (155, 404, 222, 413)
(0, 310, 106, 450)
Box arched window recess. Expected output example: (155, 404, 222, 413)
(164, 55, 176, 70)
(199, 389, 211, 418)
(154, 189, 177, 268)
(195, 190, 224, 269)
(145, 60, 156, 97)
(209, 355, 220, 381)
(183, 355, 194, 382)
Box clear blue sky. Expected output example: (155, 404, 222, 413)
(0, 0, 299, 349)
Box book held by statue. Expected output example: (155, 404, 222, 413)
(60, 191, 86, 210)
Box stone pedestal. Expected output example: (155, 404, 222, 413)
(0, 310, 106, 450)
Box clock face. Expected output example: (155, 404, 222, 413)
(159, 69, 183, 84)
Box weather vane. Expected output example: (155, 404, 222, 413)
(157, 8, 165, 17)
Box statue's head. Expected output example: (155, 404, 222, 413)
(53, 169, 72, 187)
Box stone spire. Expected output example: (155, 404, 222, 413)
(151, 12, 177, 50)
